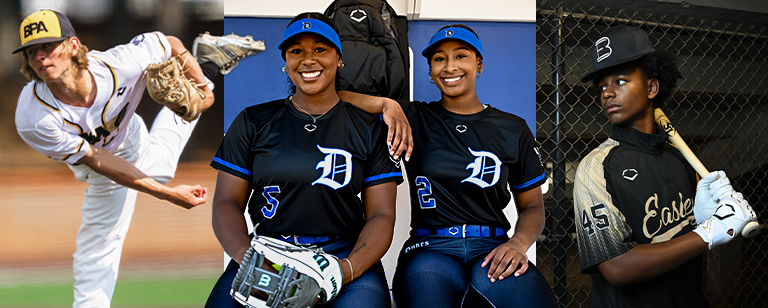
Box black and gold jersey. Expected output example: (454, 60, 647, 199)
(574, 124, 707, 308)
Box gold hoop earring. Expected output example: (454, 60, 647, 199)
(429, 75, 434, 84)
(282, 67, 287, 73)
(339, 62, 345, 70)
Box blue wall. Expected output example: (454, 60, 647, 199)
(223, 17, 535, 133)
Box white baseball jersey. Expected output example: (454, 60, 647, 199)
(15, 32, 172, 165)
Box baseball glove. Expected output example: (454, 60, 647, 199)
(231, 235, 344, 308)
(145, 51, 206, 122)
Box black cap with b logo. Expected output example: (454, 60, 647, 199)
(580, 25, 656, 82)
(13, 9, 76, 54)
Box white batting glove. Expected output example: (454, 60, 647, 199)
(693, 193, 755, 250)
(694, 171, 721, 224)
(708, 170, 735, 202)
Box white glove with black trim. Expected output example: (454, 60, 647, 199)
(693, 192, 756, 250)
(694, 171, 722, 224)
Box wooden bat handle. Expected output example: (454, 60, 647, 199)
(654, 109, 710, 177)
(654, 109, 760, 238)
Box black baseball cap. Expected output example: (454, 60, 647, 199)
(580, 25, 655, 82)
(13, 9, 76, 54)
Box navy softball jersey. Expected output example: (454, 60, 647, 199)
(399, 101, 546, 230)
(211, 98, 403, 236)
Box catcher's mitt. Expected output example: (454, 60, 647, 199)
(145, 51, 206, 122)
(231, 235, 344, 308)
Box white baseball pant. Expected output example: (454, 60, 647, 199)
(68, 108, 197, 307)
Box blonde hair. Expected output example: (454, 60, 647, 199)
(20, 38, 89, 82)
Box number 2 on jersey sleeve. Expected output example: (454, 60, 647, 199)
(582, 203, 610, 236)
(261, 186, 281, 219)
(415, 176, 436, 209)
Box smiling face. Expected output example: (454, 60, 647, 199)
(429, 40, 482, 100)
(596, 61, 659, 133)
(284, 34, 342, 97)
(24, 38, 77, 83)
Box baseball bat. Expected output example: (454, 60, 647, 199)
(654, 108, 760, 238)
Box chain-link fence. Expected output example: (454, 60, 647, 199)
(535, 1, 768, 307)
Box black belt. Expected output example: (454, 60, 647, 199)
(413, 225, 506, 238)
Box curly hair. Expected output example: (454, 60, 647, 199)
(283, 12, 341, 95)
(638, 50, 682, 109)
(20, 38, 89, 82)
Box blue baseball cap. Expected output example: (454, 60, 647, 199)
(422, 27, 483, 59)
(278, 18, 342, 60)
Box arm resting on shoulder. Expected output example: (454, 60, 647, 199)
(337, 91, 412, 161)
(598, 232, 708, 288)
(337, 91, 389, 113)
(343, 181, 397, 284)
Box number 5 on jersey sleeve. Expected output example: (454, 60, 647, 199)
(415, 176, 436, 209)
(582, 203, 610, 236)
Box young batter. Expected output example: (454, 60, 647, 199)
(341, 24, 558, 307)
(12, 9, 223, 307)
(205, 13, 402, 307)
(574, 25, 756, 307)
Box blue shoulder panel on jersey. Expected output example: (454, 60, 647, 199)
(512, 172, 546, 190)
(364, 171, 403, 183)
(212, 157, 253, 176)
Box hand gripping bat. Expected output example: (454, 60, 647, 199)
(655, 108, 760, 238)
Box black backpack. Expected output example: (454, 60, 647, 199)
(324, 0, 409, 101)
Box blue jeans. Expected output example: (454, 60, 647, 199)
(392, 235, 558, 308)
(205, 239, 390, 308)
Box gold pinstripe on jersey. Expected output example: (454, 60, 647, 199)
(33, 83, 86, 161)
(33, 82, 59, 112)
(62, 139, 85, 162)
(151, 32, 167, 59)
(63, 118, 83, 134)
(573, 138, 636, 272)
(89, 56, 118, 128)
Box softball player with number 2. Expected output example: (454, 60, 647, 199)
(341, 24, 558, 307)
